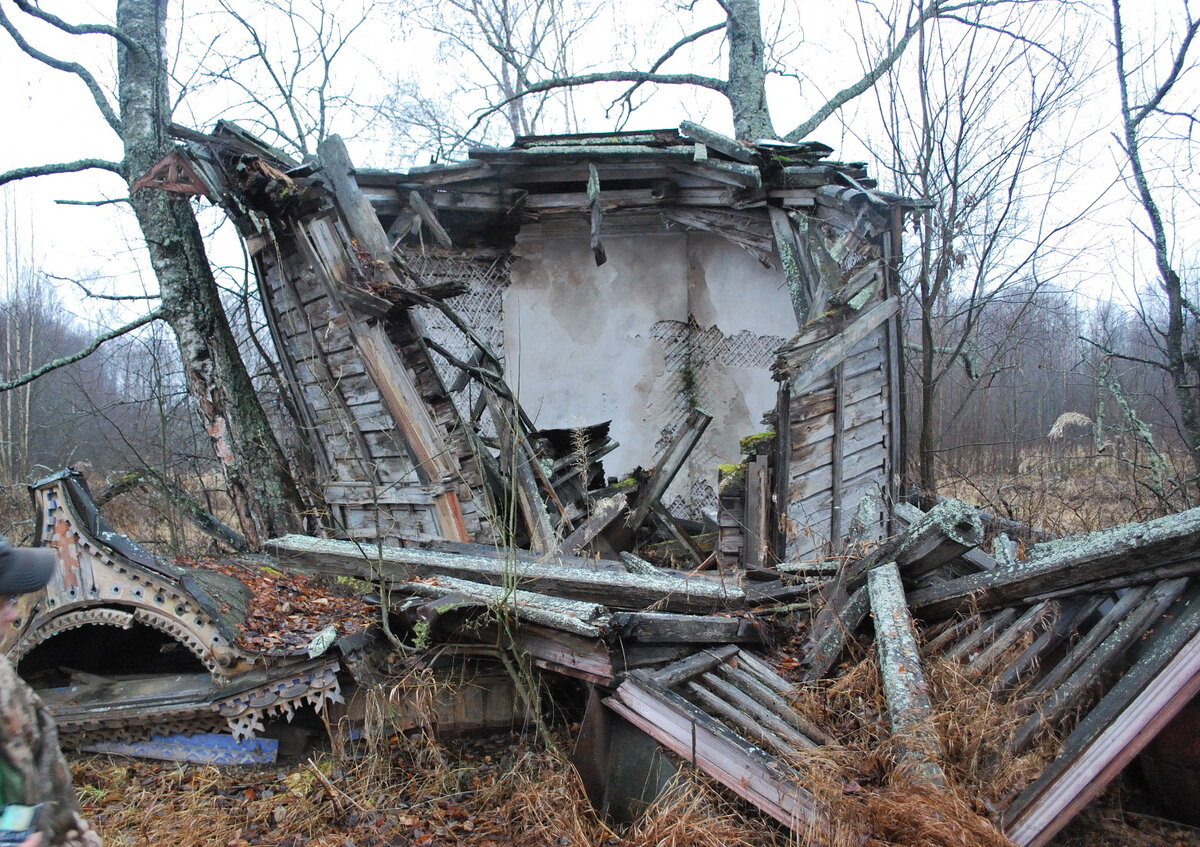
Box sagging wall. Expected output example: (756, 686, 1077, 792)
(505, 221, 795, 518)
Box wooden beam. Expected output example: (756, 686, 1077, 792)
(269, 534, 744, 614)
(783, 297, 900, 395)
(909, 507, 1200, 619)
(868, 562, 947, 787)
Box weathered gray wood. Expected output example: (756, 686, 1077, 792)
(1023, 556, 1200, 602)
(943, 608, 1019, 662)
(408, 190, 453, 247)
(768, 206, 813, 325)
(1003, 585, 1200, 847)
(651, 644, 741, 688)
(270, 534, 743, 613)
(714, 663, 834, 744)
(995, 595, 1106, 692)
(678, 121, 756, 163)
(397, 574, 607, 637)
(587, 163, 606, 265)
(606, 675, 827, 832)
(694, 671, 817, 750)
(318, 135, 393, 261)
(801, 585, 869, 682)
(744, 455, 770, 568)
(1010, 577, 1190, 754)
(609, 612, 762, 644)
(615, 408, 712, 547)
(734, 649, 794, 697)
(772, 384, 791, 562)
(868, 562, 947, 787)
(783, 298, 899, 395)
(683, 680, 795, 756)
(841, 498, 985, 594)
(910, 508, 1200, 619)
(967, 601, 1058, 675)
(650, 503, 707, 567)
(619, 551, 662, 576)
(1025, 585, 1154, 699)
(829, 363, 846, 543)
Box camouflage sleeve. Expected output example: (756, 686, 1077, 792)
(0, 658, 101, 846)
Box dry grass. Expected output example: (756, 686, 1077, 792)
(72, 732, 788, 847)
(938, 446, 1192, 536)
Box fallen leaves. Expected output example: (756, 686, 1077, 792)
(176, 556, 377, 654)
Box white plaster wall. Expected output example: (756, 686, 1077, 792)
(505, 224, 797, 517)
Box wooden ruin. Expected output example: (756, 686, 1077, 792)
(6, 120, 1200, 841)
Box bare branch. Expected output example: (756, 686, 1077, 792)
(1130, 14, 1200, 126)
(611, 21, 727, 111)
(0, 307, 165, 393)
(784, 0, 1036, 141)
(463, 70, 727, 140)
(0, 2, 123, 134)
(12, 0, 138, 51)
(0, 158, 125, 187)
(45, 273, 158, 302)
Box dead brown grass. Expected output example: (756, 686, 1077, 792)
(780, 645, 1065, 847)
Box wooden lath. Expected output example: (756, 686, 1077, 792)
(604, 645, 833, 834)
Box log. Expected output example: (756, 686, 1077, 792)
(868, 562, 947, 787)
(845, 499, 984, 590)
(270, 534, 743, 614)
(397, 575, 609, 638)
(800, 585, 869, 682)
(910, 507, 1200, 619)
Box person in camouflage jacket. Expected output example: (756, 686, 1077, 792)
(0, 538, 101, 847)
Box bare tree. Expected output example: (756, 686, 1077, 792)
(0, 0, 304, 547)
(1107, 0, 1200, 493)
(874, 5, 1094, 504)
(460, 0, 1056, 141)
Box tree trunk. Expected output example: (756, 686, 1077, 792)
(116, 0, 302, 547)
(725, 0, 775, 140)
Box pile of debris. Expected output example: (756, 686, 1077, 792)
(9, 468, 1200, 844)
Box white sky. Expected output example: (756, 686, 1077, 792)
(0, 0, 1196, 329)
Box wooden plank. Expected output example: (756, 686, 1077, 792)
(1010, 577, 1190, 754)
(610, 612, 762, 644)
(696, 671, 818, 750)
(678, 121, 755, 163)
(613, 408, 713, 547)
(556, 493, 628, 556)
(1003, 587, 1200, 846)
(607, 675, 827, 832)
(651, 644, 741, 687)
(744, 456, 770, 568)
(869, 562, 947, 787)
(784, 298, 899, 395)
(271, 534, 744, 614)
(909, 508, 1200, 619)
(768, 206, 813, 325)
(829, 363, 846, 544)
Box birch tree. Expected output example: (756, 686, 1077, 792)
(0, 0, 304, 547)
(1108, 0, 1200, 495)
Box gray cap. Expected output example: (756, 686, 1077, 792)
(0, 537, 55, 595)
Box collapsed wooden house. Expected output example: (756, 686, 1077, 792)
(8, 121, 1200, 843)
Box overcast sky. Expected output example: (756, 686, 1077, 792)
(0, 0, 1195, 330)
